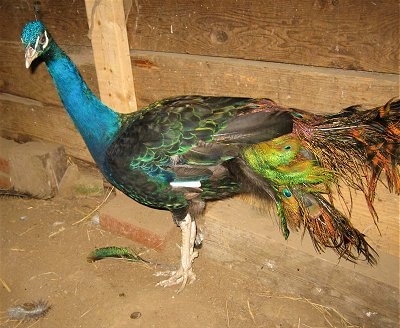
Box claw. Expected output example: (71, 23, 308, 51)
(156, 265, 197, 292)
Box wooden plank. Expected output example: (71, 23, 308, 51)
(3, 0, 398, 74)
(205, 181, 399, 264)
(85, 0, 137, 112)
(0, 93, 92, 162)
(130, 51, 398, 111)
(0, 0, 90, 46)
(203, 199, 399, 327)
(127, 0, 399, 73)
(0, 43, 99, 107)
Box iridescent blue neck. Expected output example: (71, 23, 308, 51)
(43, 42, 121, 166)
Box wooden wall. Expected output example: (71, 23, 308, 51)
(1, 0, 399, 161)
(0, 1, 399, 254)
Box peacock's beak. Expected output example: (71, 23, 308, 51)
(25, 45, 39, 68)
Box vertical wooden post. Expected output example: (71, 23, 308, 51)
(85, 0, 137, 113)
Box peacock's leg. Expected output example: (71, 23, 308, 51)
(155, 213, 198, 292)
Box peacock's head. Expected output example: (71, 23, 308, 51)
(21, 20, 51, 69)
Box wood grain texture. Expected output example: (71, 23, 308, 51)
(2, 42, 397, 120)
(203, 198, 399, 327)
(85, 0, 137, 112)
(2, 0, 398, 73)
(127, 0, 399, 73)
(130, 51, 398, 110)
(0, 0, 90, 46)
(0, 93, 92, 162)
(0, 43, 99, 106)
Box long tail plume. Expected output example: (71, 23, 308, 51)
(290, 190, 377, 264)
(292, 98, 400, 223)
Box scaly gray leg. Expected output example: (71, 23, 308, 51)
(155, 213, 198, 292)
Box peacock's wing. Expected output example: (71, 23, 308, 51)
(105, 96, 293, 210)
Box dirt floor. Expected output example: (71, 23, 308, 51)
(0, 193, 398, 328)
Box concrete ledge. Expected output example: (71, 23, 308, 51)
(99, 193, 175, 250)
(0, 137, 67, 198)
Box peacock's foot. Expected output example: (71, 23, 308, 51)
(155, 265, 197, 292)
(155, 213, 198, 292)
(155, 248, 198, 292)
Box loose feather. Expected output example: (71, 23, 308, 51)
(87, 246, 148, 263)
(7, 300, 51, 321)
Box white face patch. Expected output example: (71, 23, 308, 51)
(170, 181, 201, 188)
(35, 30, 49, 50)
(34, 34, 40, 49)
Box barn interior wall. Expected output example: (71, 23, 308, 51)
(0, 0, 398, 257)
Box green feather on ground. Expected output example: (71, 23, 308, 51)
(87, 246, 148, 263)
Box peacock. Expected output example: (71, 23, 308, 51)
(21, 20, 399, 291)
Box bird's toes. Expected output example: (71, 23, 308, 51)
(155, 267, 196, 292)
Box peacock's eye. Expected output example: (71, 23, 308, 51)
(36, 31, 49, 50)
(39, 34, 47, 44)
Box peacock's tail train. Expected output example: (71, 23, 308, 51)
(293, 98, 400, 222)
(239, 99, 399, 264)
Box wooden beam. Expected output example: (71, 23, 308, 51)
(203, 199, 399, 327)
(85, 0, 137, 113)
(126, 0, 400, 74)
(130, 51, 399, 111)
(2, 1, 399, 74)
(0, 93, 91, 162)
